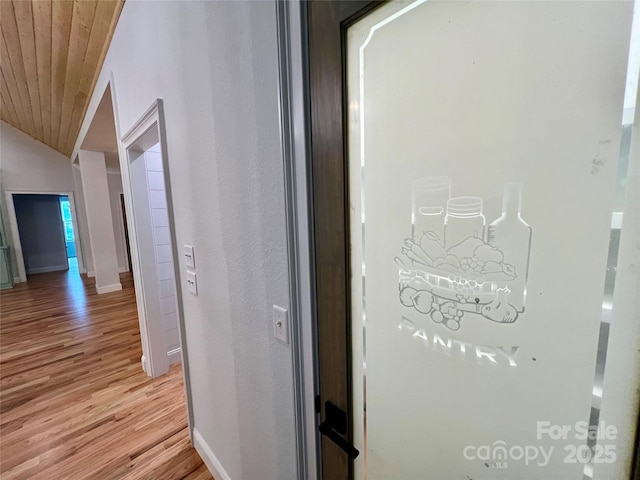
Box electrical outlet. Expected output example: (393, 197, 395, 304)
(273, 305, 289, 344)
(186, 271, 197, 295)
(184, 245, 195, 268)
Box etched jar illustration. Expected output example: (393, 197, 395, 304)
(487, 183, 532, 311)
(396, 178, 533, 332)
(411, 176, 451, 245)
(444, 196, 485, 249)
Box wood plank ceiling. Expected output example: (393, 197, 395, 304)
(0, 0, 124, 157)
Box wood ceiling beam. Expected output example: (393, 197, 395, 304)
(13, 0, 44, 141)
(57, 0, 97, 155)
(1, 88, 19, 128)
(32, 0, 52, 146)
(1, 2, 36, 136)
(50, 0, 74, 155)
(0, 63, 23, 132)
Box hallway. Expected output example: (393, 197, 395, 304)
(0, 266, 212, 479)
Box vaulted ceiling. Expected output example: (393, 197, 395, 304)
(0, 0, 124, 157)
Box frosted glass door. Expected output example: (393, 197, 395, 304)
(346, 1, 638, 479)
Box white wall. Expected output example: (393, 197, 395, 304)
(130, 147, 167, 372)
(78, 150, 121, 293)
(0, 122, 76, 279)
(144, 144, 180, 361)
(72, 165, 93, 274)
(129, 142, 180, 366)
(107, 171, 128, 272)
(73, 166, 128, 276)
(73, 2, 297, 478)
(1, 122, 75, 192)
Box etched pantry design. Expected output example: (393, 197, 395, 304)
(396, 178, 532, 331)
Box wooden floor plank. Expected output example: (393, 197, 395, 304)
(0, 264, 213, 480)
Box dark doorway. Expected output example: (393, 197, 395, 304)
(13, 194, 72, 275)
(120, 193, 132, 272)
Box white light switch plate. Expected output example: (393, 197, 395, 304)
(186, 271, 197, 295)
(273, 305, 289, 344)
(184, 245, 195, 268)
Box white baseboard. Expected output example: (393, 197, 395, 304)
(96, 283, 122, 294)
(141, 355, 148, 375)
(193, 428, 231, 480)
(168, 347, 182, 365)
(28, 264, 68, 274)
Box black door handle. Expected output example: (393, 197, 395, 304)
(319, 420, 360, 459)
(318, 401, 360, 459)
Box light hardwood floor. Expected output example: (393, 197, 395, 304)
(0, 264, 213, 480)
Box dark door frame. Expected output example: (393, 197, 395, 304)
(306, 1, 640, 479)
(119, 193, 132, 272)
(307, 2, 382, 479)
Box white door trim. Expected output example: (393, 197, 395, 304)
(276, 2, 319, 478)
(119, 100, 168, 380)
(109, 76, 194, 439)
(5, 190, 85, 282)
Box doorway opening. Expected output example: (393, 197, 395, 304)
(117, 97, 193, 431)
(79, 81, 192, 444)
(59, 196, 78, 271)
(126, 123, 182, 375)
(6, 191, 84, 281)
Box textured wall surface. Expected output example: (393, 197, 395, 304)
(74, 2, 296, 479)
(107, 172, 128, 272)
(1, 122, 75, 192)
